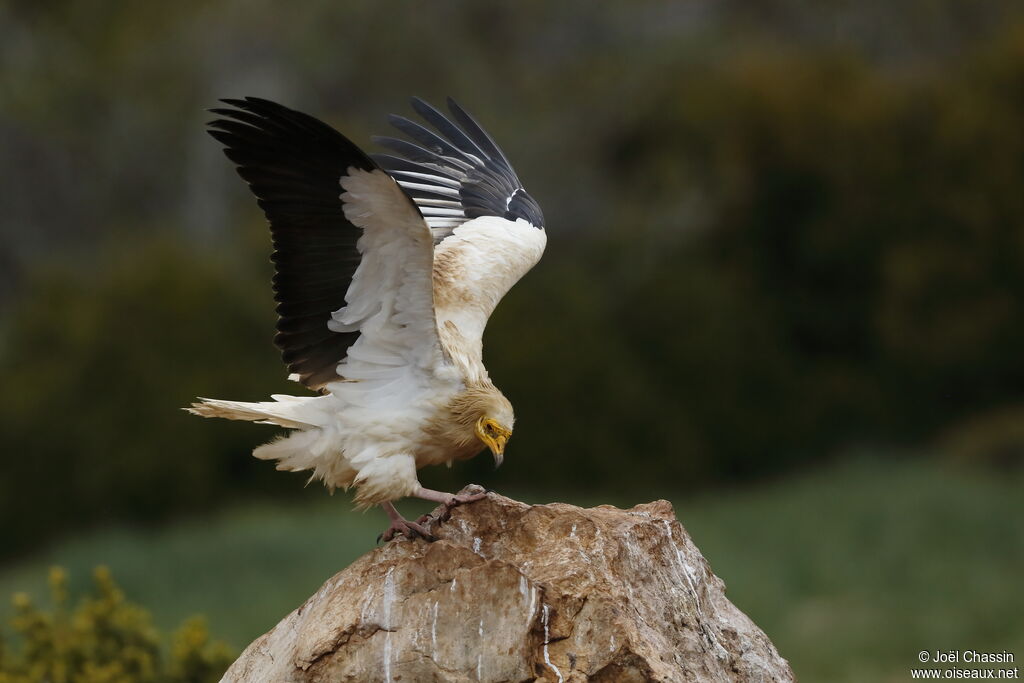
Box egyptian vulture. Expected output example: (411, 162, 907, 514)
(188, 97, 545, 540)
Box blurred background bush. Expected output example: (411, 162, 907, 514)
(0, 566, 232, 682)
(2, 1, 1022, 680)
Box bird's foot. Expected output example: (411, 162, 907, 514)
(414, 486, 488, 522)
(378, 517, 434, 543)
(378, 501, 435, 543)
(436, 492, 488, 522)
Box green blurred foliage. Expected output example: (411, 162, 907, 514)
(2, 2, 1024, 553)
(682, 456, 1024, 682)
(487, 28, 1024, 488)
(0, 239, 304, 557)
(0, 566, 232, 683)
(937, 404, 1024, 471)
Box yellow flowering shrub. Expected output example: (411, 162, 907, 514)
(0, 567, 233, 683)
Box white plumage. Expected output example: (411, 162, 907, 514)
(189, 97, 545, 537)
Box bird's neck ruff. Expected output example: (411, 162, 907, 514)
(428, 382, 512, 451)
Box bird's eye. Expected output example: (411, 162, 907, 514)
(486, 423, 497, 435)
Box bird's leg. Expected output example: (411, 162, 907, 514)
(378, 501, 434, 542)
(413, 485, 488, 522)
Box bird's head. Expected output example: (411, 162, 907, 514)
(475, 414, 513, 468)
(452, 385, 514, 467)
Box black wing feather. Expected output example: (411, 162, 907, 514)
(410, 98, 492, 164)
(372, 98, 544, 239)
(444, 97, 515, 170)
(207, 96, 378, 391)
(387, 115, 472, 164)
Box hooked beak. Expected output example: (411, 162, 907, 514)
(489, 434, 508, 468)
(476, 419, 510, 468)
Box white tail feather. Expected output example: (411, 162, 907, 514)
(187, 393, 366, 492)
(186, 397, 316, 429)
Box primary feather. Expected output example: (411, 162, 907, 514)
(189, 97, 545, 509)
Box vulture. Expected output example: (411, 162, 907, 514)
(188, 97, 545, 540)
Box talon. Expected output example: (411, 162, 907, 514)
(450, 491, 488, 506)
(434, 491, 488, 524)
(411, 486, 489, 528)
(379, 519, 434, 542)
(379, 501, 436, 542)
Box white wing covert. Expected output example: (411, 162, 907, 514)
(327, 168, 452, 405)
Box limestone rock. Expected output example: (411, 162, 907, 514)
(222, 487, 795, 682)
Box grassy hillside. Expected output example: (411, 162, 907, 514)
(1, 457, 1020, 681)
(680, 457, 1024, 681)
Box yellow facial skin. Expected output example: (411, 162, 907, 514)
(475, 417, 512, 467)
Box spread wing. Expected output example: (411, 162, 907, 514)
(372, 97, 545, 242)
(207, 97, 443, 393)
(374, 99, 548, 357)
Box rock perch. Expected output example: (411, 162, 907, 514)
(221, 488, 795, 682)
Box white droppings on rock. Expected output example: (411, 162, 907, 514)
(569, 523, 577, 539)
(661, 519, 730, 662)
(472, 537, 482, 554)
(358, 585, 375, 623)
(541, 604, 563, 683)
(662, 520, 701, 605)
(381, 567, 396, 627)
(382, 567, 395, 682)
(430, 600, 438, 659)
(476, 616, 485, 680)
(518, 574, 539, 627)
